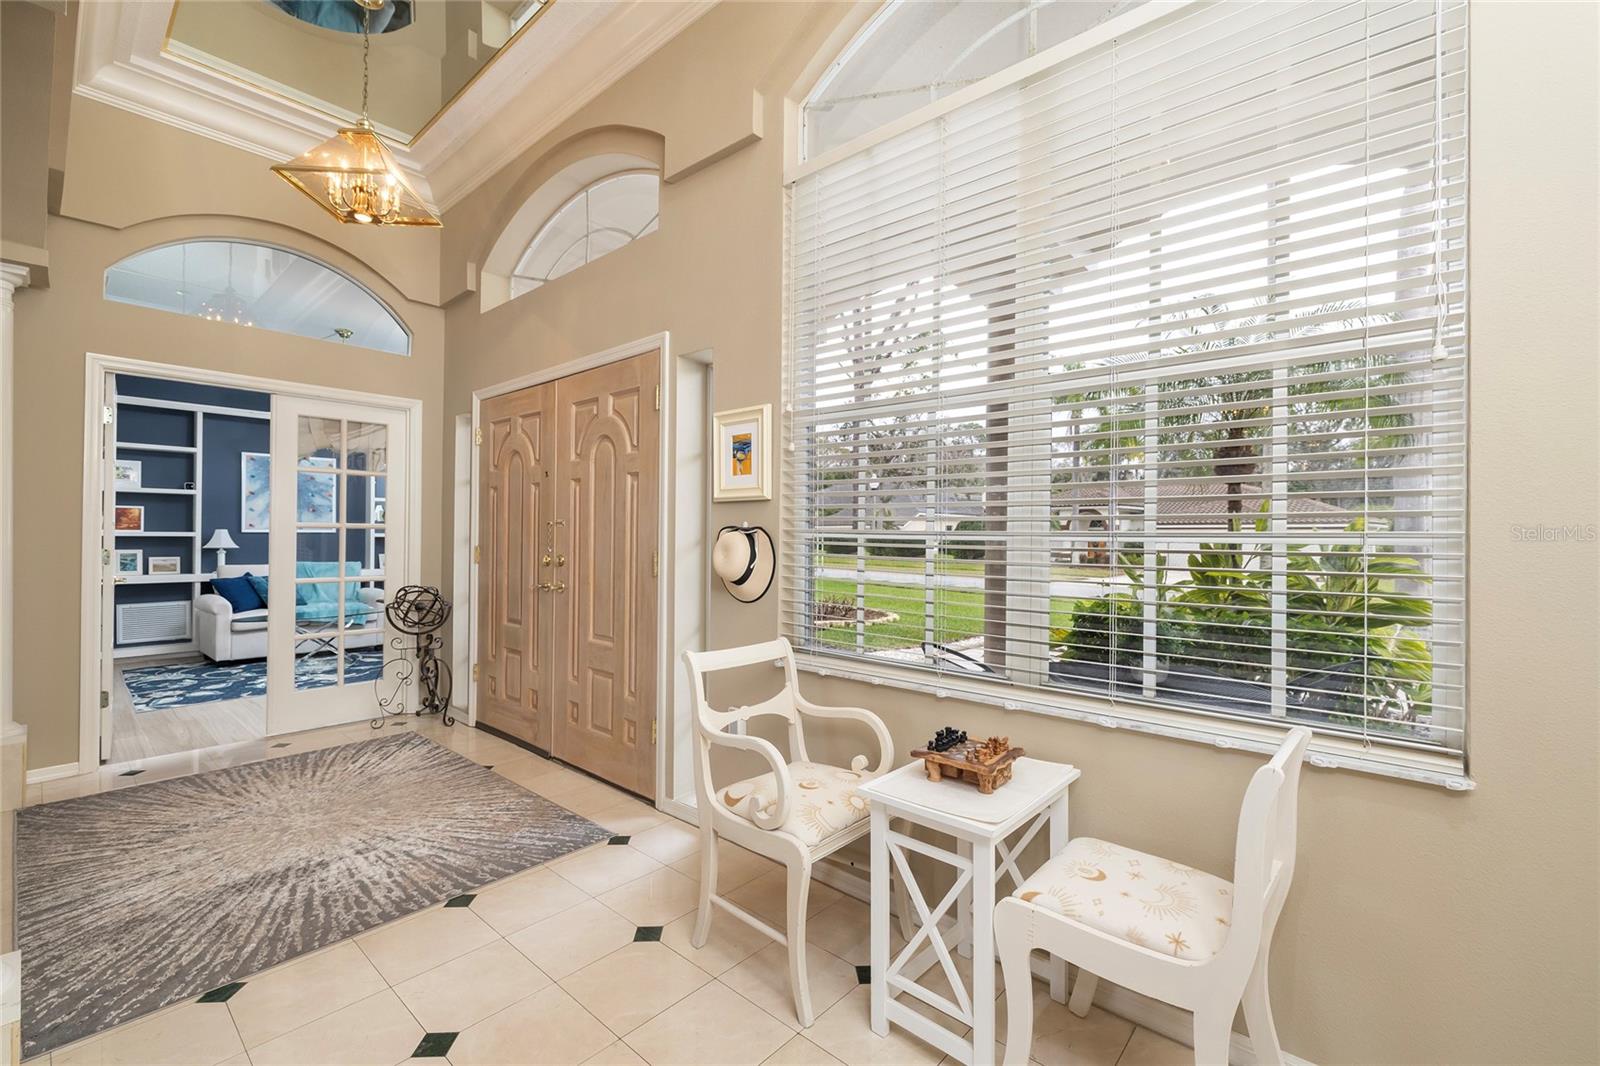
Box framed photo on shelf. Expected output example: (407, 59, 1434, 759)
(112, 459, 142, 490)
(713, 404, 772, 501)
(114, 505, 144, 532)
(147, 556, 182, 576)
(113, 549, 142, 576)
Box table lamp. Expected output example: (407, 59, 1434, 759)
(204, 529, 240, 571)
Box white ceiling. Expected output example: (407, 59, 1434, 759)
(73, 0, 714, 212)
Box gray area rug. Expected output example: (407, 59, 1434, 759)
(15, 731, 610, 1057)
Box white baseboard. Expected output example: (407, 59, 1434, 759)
(25, 762, 82, 784)
(802, 850, 1314, 1066)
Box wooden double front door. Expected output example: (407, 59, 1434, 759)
(477, 350, 660, 796)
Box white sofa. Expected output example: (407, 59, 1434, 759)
(194, 564, 385, 663)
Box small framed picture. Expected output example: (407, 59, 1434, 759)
(147, 556, 182, 576)
(113, 549, 142, 575)
(113, 459, 142, 490)
(713, 404, 772, 501)
(114, 505, 145, 532)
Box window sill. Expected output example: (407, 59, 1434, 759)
(789, 651, 1474, 791)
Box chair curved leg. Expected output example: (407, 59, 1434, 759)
(1242, 954, 1283, 1066)
(691, 824, 717, 948)
(787, 858, 815, 1027)
(1067, 970, 1098, 1017)
(1193, 1008, 1234, 1066)
(994, 900, 1034, 1066)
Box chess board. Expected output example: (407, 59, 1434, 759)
(909, 737, 1025, 794)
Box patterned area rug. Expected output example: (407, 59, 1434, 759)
(122, 649, 386, 711)
(15, 732, 610, 1057)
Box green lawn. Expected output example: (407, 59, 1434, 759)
(819, 553, 1102, 581)
(814, 578, 1075, 651)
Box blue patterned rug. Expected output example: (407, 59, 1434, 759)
(122, 650, 387, 711)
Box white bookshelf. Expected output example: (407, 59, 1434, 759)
(111, 390, 268, 654)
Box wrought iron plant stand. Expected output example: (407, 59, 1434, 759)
(375, 585, 454, 727)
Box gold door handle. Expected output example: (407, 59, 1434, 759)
(538, 580, 566, 593)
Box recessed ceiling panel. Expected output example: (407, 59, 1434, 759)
(165, 0, 552, 143)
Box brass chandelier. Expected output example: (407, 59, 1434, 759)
(271, 0, 441, 227)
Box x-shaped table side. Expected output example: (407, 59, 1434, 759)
(858, 757, 1080, 1066)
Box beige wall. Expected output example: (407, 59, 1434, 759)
(434, 2, 1599, 1064)
(6, 0, 1596, 1062)
(1, 0, 57, 259)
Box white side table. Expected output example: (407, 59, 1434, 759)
(857, 757, 1080, 1066)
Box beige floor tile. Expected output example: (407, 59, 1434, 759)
(560, 787, 649, 821)
(393, 939, 551, 1034)
(248, 990, 422, 1066)
(52, 1001, 243, 1066)
(1115, 1027, 1193, 1066)
(626, 821, 701, 866)
(355, 905, 499, 984)
(471, 866, 590, 935)
(597, 866, 701, 926)
(584, 1041, 648, 1065)
(763, 1034, 844, 1065)
(38, 773, 102, 804)
(658, 907, 775, 976)
(805, 899, 877, 964)
(1012, 997, 1135, 1066)
(589, 799, 670, 836)
(529, 768, 616, 805)
(623, 981, 793, 1066)
(554, 842, 663, 895)
(670, 839, 776, 894)
(721, 942, 861, 1029)
(506, 897, 638, 980)
(559, 942, 712, 1036)
(806, 987, 943, 1066)
(447, 985, 614, 1066)
(227, 941, 388, 1049)
(494, 756, 564, 791)
(725, 869, 843, 928)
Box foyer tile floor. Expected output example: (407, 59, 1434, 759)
(21, 718, 1194, 1066)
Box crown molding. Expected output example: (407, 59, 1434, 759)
(73, 1, 713, 213)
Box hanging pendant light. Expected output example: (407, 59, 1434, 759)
(271, 1, 441, 227)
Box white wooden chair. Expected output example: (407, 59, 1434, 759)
(994, 728, 1312, 1066)
(683, 638, 895, 1027)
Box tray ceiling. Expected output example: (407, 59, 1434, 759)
(75, 0, 713, 211)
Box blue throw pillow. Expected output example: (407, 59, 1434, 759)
(211, 575, 264, 613)
(244, 573, 270, 607)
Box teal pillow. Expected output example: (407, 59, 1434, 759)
(244, 573, 269, 606)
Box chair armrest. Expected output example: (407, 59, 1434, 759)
(700, 728, 793, 830)
(794, 697, 894, 775)
(194, 594, 232, 617)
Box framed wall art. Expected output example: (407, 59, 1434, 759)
(713, 404, 771, 502)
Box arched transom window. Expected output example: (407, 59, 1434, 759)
(509, 171, 659, 297)
(104, 239, 410, 355)
(802, 0, 1142, 159)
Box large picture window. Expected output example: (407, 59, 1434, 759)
(786, 0, 1467, 772)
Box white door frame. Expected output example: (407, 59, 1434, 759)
(79, 352, 425, 773)
(469, 332, 705, 815)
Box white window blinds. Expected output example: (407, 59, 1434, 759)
(785, 0, 1467, 759)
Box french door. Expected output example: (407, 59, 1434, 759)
(477, 350, 659, 796)
(267, 396, 407, 735)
